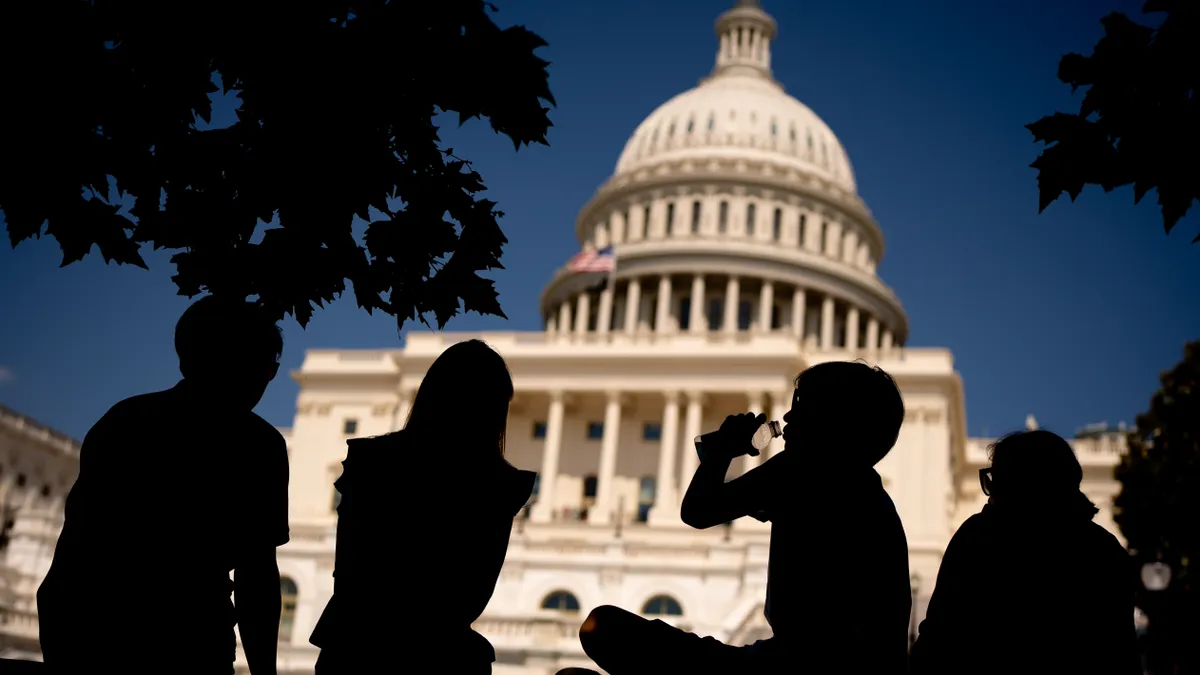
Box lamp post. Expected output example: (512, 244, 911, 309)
(1141, 559, 1173, 674)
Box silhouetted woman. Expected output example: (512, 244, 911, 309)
(310, 339, 535, 674)
(910, 429, 1139, 675)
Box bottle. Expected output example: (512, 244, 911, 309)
(694, 420, 782, 462)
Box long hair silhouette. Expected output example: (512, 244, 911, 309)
(404, 339, 513, 457)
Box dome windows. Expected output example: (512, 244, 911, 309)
(707, 112, 715, 132)
(773, 208, 782, 242)
(770, 119, 777, 138)
(746, 203, 756, 236)
(686, 116, 695, 134)
(718, 201, 729, 234)
(691, 201, 702, 234)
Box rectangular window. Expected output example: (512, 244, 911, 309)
(773, 208, 782, 241)
(691, 200, 701, 233)
(718, 201, 729, 233)
(738, 300, 753, 331)
(642, 205, 651, 238)
(587, 422, 604, 440)
(799, 214, 807, 246)
(343, 418, 358, 435)
(533, 421, 547, 439)
(707, 298, 723, 331)
(637, 476, 656, 523)
(643, 422, 663, 441)
(666, 202, 675, 234)
(746, 203, 756, 236)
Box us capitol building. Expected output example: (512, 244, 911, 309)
(0, 1, 1129, 672)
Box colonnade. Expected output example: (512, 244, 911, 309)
(526, 389, 792, 528)
(545, 273, 899, 353)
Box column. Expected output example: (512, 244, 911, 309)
(558, 300, 573, 342)
(575, 292, 591, 336)
(791, 287, 805, 337)
(531, 392, 565, 523)
(392, 389, 413, 431)
(611, 209, 627, 245)
(689, 275, 706, 334)
(649, 391, 682, 525)
(590, 391, 622, 526)
(742, 392, 764, 474)
(679, 392, 703, 500)
(624, 278, 641, 336)
(866, 318, 880, 359)
(597, 284, 614, 337)
(768, 392, 789, 458)
(846, 307, 860, 351)
(882, 328, 894, 354)
(723, 276, 739, 334)
(758, 280, 775, 333)
(820, 295, 834, 349)
(655, 275, 672, 335)
(545, 313, 557, 338)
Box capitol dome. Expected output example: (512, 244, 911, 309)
(614, 53, 856, 195)
(542, 0, 909, 351)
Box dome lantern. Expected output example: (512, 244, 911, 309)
(713, 0, 778, 81)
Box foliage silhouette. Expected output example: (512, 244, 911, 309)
(1026, 1, 1199, 242)
(1114, 340, 1200, 587)
(0, 0, 555, 330)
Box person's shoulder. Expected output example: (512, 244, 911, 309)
(245, 411, 286, 442)
(1083, 521, 1129, 558)
(89, 390, 173, 434)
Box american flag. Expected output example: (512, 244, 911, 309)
(566, 246, 615, 273)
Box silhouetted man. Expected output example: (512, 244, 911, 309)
(574, 361, 911, 674)
(38, 297, 289, 675)
(910, 429, 1139, 675)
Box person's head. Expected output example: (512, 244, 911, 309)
(782, 360, 905, 467)
(405, 339, 512, 458)
(981, 430, 1095, 514)
(175, 296, 283, 410)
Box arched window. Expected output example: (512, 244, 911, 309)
(280, 577, 298, 642)
(798, 213, 807, 246)
(691, 200, 701, 233)
(642, 595, 683, 616)
(718, 201, 729, 234)
(772, 208, 782, 241)
(642, 205, 651, 239)
(542, 590, 581, 613)
(666, 202, 675, 234)
(745, 203, 756, 236)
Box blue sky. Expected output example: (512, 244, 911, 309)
(1, 0, 1196, 441)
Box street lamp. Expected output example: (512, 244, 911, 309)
(1141, 561, 1172, 592)
(1140, 559, 1173, 674)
